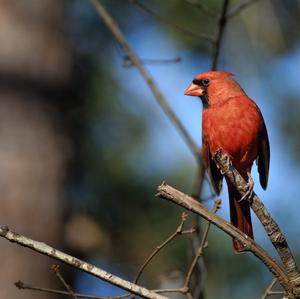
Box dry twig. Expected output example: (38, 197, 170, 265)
(184, 199, 221, 289)
(122, 56, 181, 68)
(52, 265, 77, 299)
(156, 183, 290, 291)
(15, 281, 129, 299)
(213, 149, 300, 295)
(0, 226, 167, 299)
(183, 199, 221, 299)
(133, 212, 195, 284)
(261, 278, 284, 299)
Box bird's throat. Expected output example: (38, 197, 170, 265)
(200, 93, 209, 108)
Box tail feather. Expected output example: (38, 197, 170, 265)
(227, 181, 253, 252)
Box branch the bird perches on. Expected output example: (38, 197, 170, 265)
(212, 150, 300, 289)
(157, 149, 300, 298)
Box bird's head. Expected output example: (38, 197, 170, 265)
(185, 71, 244, 108)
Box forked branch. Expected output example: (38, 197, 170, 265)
(133, 212, 195, 284)
(213, 149, 300, 295)
(261, 278, 284, 299)
(15, 281, 130, 299)
(0, 226, 167, 299)
(156, 183, 290, 291)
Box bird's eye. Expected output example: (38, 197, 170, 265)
(202, 79, 210, 86)
(192, 78, 210, 87)
(192, 79, 202, 85)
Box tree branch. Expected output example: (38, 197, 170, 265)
(122, 56, 181, 68)
(133, 212, 195, 284)
(261, 278, 283, 299)
(183, 199, 221, 289)
(15, 281, 130, 299)
(212, 149, 300, 294)
(0, 226, 168, 299)
(52, 265, 77, 299)
(211, 0, 230, 71)
(156, 183, 290, 291)
(89, 0, 200, 160)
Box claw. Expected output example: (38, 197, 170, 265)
(220, 154, 232, 175)
(238, 171, 254, 202)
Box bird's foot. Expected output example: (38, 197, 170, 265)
(219, 154, 232, 175)
(238, 172, 254, 202)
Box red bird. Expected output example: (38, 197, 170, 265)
(185, 71, 270, 252)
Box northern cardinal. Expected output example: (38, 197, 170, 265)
(185, 71, 270, 252)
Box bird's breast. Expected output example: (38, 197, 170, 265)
(202, 97, 263, 170)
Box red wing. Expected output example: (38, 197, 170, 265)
(203, 139, 223, 195)
(257, 122, 270, 190)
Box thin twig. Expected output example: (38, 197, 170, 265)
(153, 288, 186, 294)
(192, 162, 208, 201)
(227, 0, 260, 19)
(134, 212, 194, 284)
(129, 0, 214, 43)
(268, 291, 285, 296)
(183, 0, 215, 18)
(188, 134, 211, 299)
(186, 292, 193, 299)
(52, 265, 77, 299)
(0, 226, 167, 299)
(113, 42, 181, 68)
(184, 200, 221, 289)
(187, 201, 220, 299)
(123, 57, 181, 68)
(211, 0, 230, 71)
(182, 228, 197, 235)
(156, 183, 290, 290)
(261, 278, 281, 299)
(89, 0, 200, 160)
(213, 149, 300, 292)
(15, 281, 130, 299)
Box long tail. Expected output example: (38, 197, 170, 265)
(227, 180, 253, 252)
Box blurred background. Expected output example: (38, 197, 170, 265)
(0, 0, 300, 298)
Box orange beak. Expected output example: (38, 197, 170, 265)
(184, 83, 204, 97)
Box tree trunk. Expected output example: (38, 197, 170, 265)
(0, 1, 72, 298)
